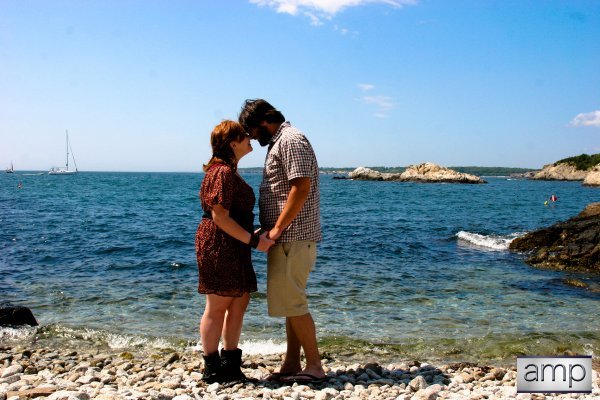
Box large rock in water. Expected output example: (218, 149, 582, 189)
(400, 162, 486, 184)
(348, 163, 486, 183)
(509, 203, 600, 272)
(583, 164, 600, 186)
(0, 304, 38, 326)
(532, 162, 588, 181)
(348, 167, 391, 181)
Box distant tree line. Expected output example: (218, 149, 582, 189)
(243, 166, 537, 176)
(448, 167, 535, 176)
(555, 153, 600, 171)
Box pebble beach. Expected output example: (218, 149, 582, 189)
(1, 346, 598, 400)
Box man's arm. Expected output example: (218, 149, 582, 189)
(268, 177, 310, 241)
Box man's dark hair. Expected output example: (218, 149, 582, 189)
(238, 99, 285, 131)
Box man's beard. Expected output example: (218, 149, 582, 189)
(257, 126, 272, 147)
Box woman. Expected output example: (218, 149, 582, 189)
(195, 120, 273, 383)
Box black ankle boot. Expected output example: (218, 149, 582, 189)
(220, 348, 247, 382)
(201, 352, 222, 383)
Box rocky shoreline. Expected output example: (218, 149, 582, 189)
(509, 202, 600, 273)
(1, 346, 599, 400)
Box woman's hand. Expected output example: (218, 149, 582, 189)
(256, 231, 275, 252)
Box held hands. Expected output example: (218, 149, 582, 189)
(253, 228, 275, 252)
(256, 231, 275, 252)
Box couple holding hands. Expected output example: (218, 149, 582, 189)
(194, 99, 324, 385)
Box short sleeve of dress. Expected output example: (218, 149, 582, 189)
(205, 165, 235, 210)
(281, 135, 315, 181)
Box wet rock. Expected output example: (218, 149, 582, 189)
(510, 202, 600, 272)
(0, 305, 38, 327)
(563, 278, 589, 289)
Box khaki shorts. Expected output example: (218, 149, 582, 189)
(267, 241, 317, 317)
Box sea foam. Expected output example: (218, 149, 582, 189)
(189, 339, 286, 355)
(0, 326, 37, 341)
(456, 231, 523, 251)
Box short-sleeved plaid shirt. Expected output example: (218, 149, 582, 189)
(259, 122, 322, 243)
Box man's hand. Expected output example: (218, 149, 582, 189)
(267, 226, 283, 241)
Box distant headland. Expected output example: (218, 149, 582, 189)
(238, 153, 600, 186)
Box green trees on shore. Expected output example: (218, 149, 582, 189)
(555, 153, 600, 171)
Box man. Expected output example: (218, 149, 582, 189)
(239, 99, 325, 383)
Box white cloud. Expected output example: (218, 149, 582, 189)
(363, 94, 395, 118)
(305, 11, 324, 25)
(251, 0, 416, 24)
(358, 83, 375, 92)
(334, 25, 349, 34)
(570, 110, 600, 127)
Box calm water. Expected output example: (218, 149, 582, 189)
(1, 171, 599, 364)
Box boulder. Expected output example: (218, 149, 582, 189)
(400, 162, 486, 184)
(509, 203, 600, 272)
(348, 167, 401, 181)
(583, 164, 600, 186)
(0, 305, 38, 327)
(532, 162, 588, 181)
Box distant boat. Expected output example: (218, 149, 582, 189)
(49, 131, 78, 175)
(5, 161, 14, 173)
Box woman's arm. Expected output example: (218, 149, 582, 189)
(211, 204, 273, 252)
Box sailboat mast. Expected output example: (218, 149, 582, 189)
(66, 130, 69, 170)
(69, 138, 78, 172)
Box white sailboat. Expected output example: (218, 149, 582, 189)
(49, 131, 78, 175)
(5, 161, 14, 173)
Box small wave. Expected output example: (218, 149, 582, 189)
(47, 325, 178, 350)
(0, 326, 37, 342)
(456, 231, 524, 251)
(188, 339, 286, 355)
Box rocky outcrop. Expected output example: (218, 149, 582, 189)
(509, 203, 600, 273)
(0, 304, 38, 326)
(349, 163, 486, 184)
(583, 164, 600, 186)
(531, 162, 588, 181)
(510, 171, 538, 179)
(400, 163, 486, 184)
(349, 167, 383, 180)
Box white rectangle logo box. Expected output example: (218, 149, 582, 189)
(517, 356, 592, 393)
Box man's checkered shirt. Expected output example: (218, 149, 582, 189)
(259, 122, 322, 243)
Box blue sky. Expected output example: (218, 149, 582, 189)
(1, 0, 599, 171)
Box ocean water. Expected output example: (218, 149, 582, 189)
(1, 172, 599, 365)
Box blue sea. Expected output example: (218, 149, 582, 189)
(1, 171, 599, 365)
